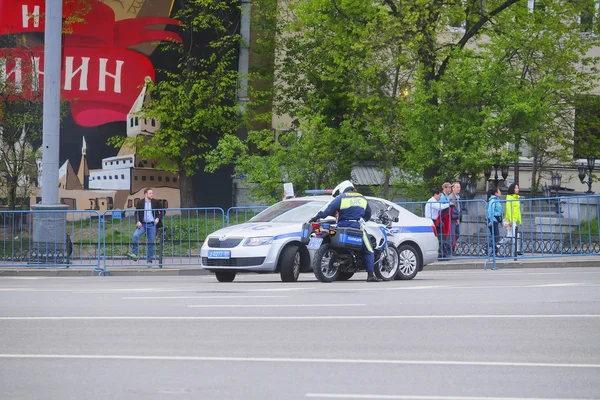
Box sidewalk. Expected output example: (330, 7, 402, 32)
(1, 255, 600, 276)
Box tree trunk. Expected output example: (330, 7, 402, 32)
(7, 175, 18, 210)
(179, 172, 196, 209)
(514, 139, 520, 186)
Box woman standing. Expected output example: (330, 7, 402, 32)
(486, 187, 503, 255)
(505, 183, 522, 256)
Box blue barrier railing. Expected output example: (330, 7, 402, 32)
(226, 206, 268, 226)
(0, 209, 101, 269)
(1, 194, 599, 273)
(397, 199, 491, 260)
(98, 207, 225, 275)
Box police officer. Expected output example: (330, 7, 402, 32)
(309, 180, 380, 282)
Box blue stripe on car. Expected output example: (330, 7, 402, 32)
(274, 232, 301, 240)
(391, 226, 433, 234)
(275, 226, 431, 240)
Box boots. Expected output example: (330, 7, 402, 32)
(367, 271, 381, 282)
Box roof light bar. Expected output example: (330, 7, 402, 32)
(305, 189, 333, 195)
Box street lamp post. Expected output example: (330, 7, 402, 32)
(484, 164, 509, 187)
(543, 172, 562, 215)
(459, 173, 475, 215)
(578, 155, 596, 194)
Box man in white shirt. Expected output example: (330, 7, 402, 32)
(129, 188, 163, 265)
(425, 190, 449, 228)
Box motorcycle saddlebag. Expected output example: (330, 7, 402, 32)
(330, 227, 363, 251)
(300, 222, 312, 245)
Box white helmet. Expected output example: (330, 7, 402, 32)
(332, 180, 355, 197)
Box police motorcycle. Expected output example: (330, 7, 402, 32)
(301, 205, 401, 283)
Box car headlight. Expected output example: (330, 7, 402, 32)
(243, 236, 274, 246)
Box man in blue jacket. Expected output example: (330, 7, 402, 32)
(309, 180, 379, 282)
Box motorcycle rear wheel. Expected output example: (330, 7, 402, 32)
(312, 243, 340, 283)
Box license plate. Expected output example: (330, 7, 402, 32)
(307, 237, 323, 249)
(208, 250, 231, 259)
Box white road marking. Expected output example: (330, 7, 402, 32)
(308, 284, 599, 292)
(0, 314, 598, 321)
(0, 354, 598, 369)
(122, 295, 288, 300)
(245, 288, 314, 292)
(306, 394, 598, 400)
(188, 303, 365, 308)
(525, 283, 588, 287)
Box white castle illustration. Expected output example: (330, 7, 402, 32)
(33, 84, 181, 213)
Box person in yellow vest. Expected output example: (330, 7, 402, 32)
(504, 183, 523, 255)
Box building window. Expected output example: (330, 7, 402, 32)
(135, 117, 139, 126)
(103, 176, 107, 180)
(121, 174, 125, 179)
(128, 199, 133, 208)
(580, 2, 599, 32)
(165, 177, 170, 182)
(114, 175, 118, 179)
(142, 176, 147, 181)
(151, 119, 156, 127)
(150, 176, 154, 181)
(109, 176, 112, 179)
(574, 95, 600, 159)
(134, 176, 138, 181)
(173, 177, 178, 183)
(158, 176, 163, 182)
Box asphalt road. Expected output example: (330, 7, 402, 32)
(1, 268, 599, 400)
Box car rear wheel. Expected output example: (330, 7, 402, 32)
(395, 243, 420, 280)
(215, 271, 236, 282)
(279, 245, 301, 282)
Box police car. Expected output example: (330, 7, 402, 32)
(200, 194, 439, 282)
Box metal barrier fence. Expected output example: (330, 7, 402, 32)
(226, 206, 268, 226)
(398, 199, 490, 260)
(2, 196, 599, 273)
(398, 194, 600, 269)
(99, 207, 225, 275)
(0, 209, 101, 269)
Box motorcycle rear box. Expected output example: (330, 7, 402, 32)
(300, 222, 312, 245)
(330, 227, 363, 251)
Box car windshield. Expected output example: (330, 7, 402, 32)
(249, 199, 329, 223)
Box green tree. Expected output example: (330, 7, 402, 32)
(0, 44, 43, 210)
(212, 0, 599, 202)
(112, 0, 242, 208)
(0, 0, 90, 210)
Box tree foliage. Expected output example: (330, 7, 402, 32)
(111, 0, 242, 208)
(208, 0, 600, 202)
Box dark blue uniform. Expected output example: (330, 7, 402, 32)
(315, 192, 375, 272)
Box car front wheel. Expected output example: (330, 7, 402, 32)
(279, 245, 301, 282)
(215, 271, 236, 282)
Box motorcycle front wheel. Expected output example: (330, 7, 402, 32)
(312, 243, 340, 283)
(375, 245, 400, 281)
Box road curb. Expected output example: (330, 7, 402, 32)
(1, 258, 600, 276)
(0, 268, 211, 277)
(426, 258, 600, 271)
